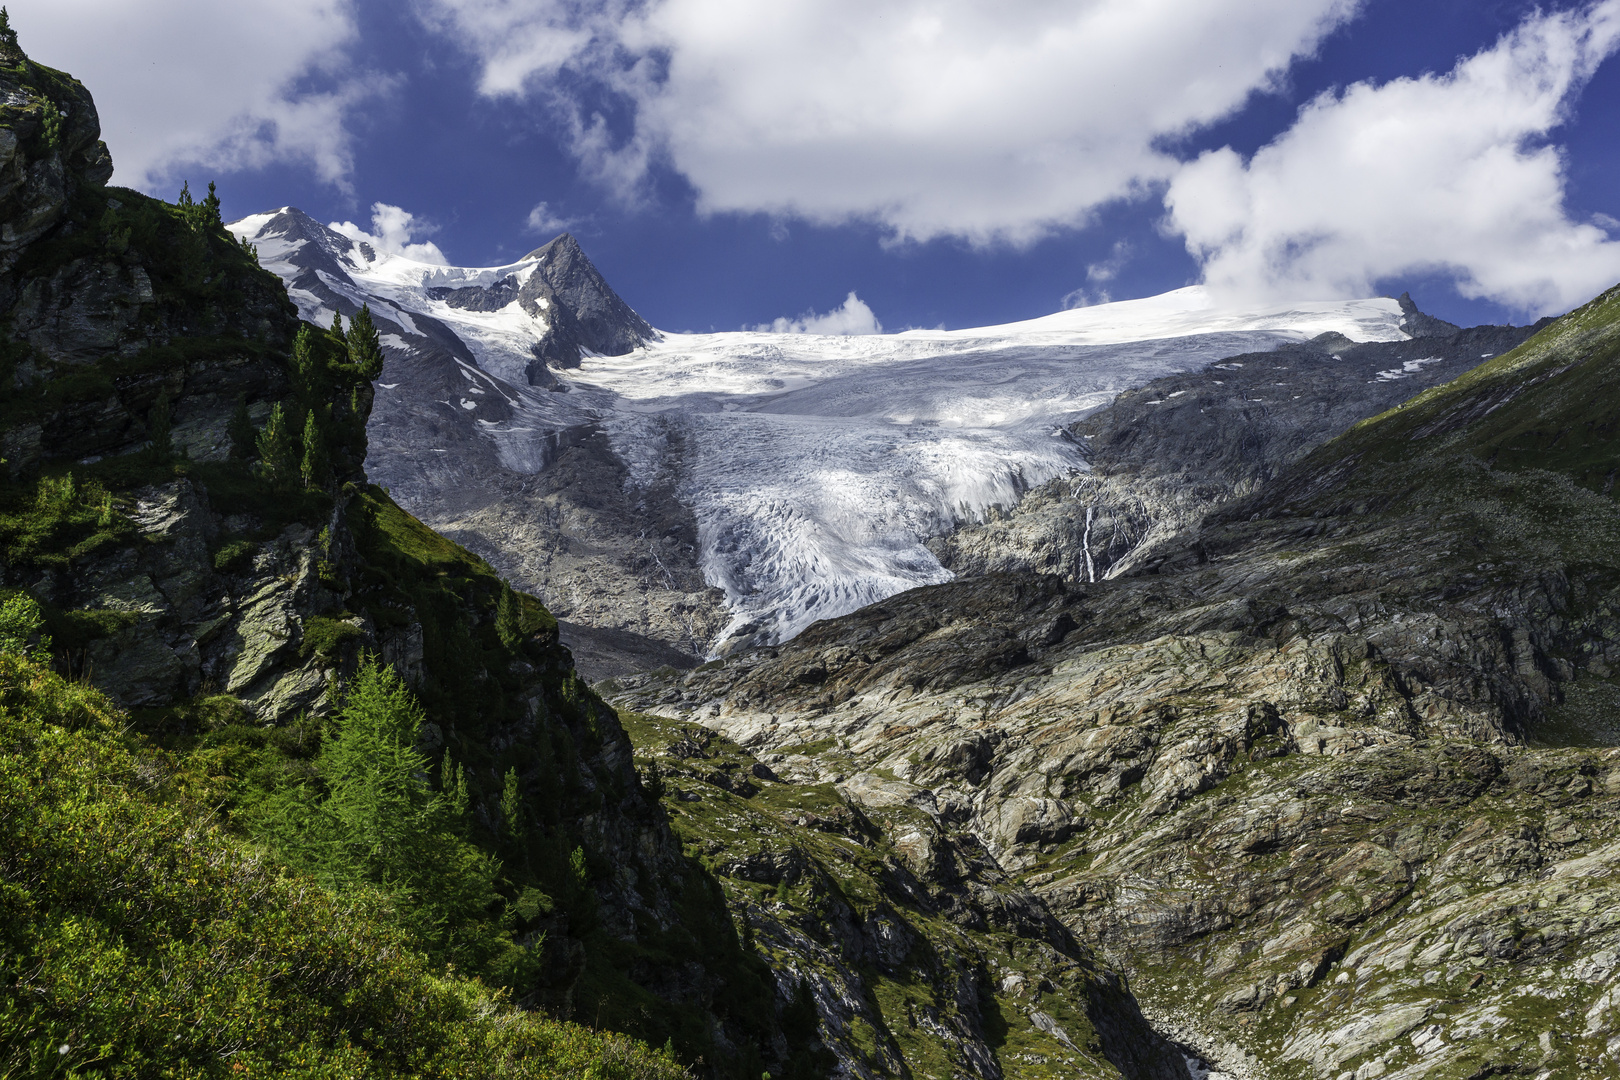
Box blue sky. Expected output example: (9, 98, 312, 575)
(18, 0, 1620, 332)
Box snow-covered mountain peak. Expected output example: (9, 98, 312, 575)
(230, 208, 655, 386)
(232, 206, 1431, 656)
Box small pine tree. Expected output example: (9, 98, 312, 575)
(500, 767, 523, 838)
(227, 394, 256, 460)
(148, 392, 173, 461)
(569, 846, 589, 888)
(290, 325, 321, 402)
(0, 8, 18, 50)
(346, 304, 384, 380)
(99, 205, 131, 255)
(442, 751, 470, 820)
(330, 310, 344, 340)
(496, 581, 523, 649)
(202, 181, 223, 229)
(177, 180, 194, 212)
(39, 100, 60, 152)
(300, 409, 329, 489)
(255, 402, 298, 487)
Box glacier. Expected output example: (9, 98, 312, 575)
(230, 210, 1410, 652)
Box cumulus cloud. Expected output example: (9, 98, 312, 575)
(330, 203, 450, 264)
(12, 0, 386, 190)
(525, 201, 577, 235)
(416, 0, 1359, 244)
(754, 292, 883, 335)
(1165, 0, 1620, 315)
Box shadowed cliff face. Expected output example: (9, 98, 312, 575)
(607, 285, 1620, 1078)
(0, 40, 112, 283)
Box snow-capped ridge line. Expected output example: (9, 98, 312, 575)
(230, 203, 1418, 657)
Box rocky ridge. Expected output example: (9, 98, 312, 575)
(607, 283, 1620, 1078)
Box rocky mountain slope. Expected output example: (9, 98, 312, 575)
(229, 207, 725, 676)
(935, 296, 1550, 586)
(607, 282, 1620, 1078)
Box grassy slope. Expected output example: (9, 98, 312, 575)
(1269, 281, 1620, 511)
(0, 651, 685, 1080)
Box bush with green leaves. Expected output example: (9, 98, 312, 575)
(0, 593, 47, 657)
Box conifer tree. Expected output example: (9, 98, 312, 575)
(330, 309, 344, 340)
(255, 402, 297, 487)
(247, 657, 503, 964)
(0, 8, 18, 50)
(227, 394, 256, 460)
(300, 409, 329, 489)
(290, 325, 321, 402)
(500, 767, 524, 839)
(496, 581, 523, 649)
(39, 99, 60, 152)
(203, 181, 223, 229)
(442, 750, 470, 821)
(346, 304, 385, 379)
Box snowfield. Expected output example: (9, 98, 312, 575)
(230, 212, 1409, 651)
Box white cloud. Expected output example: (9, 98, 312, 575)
(754, 292, 883, 335)
(11, 0, 384, 191)
(525, 201, 576, 235)
(1165, 1, 1620, 316)
(1061, 288, 1113, 310)
(417, 0, 1360, 244)
(330, 203, 450, 264)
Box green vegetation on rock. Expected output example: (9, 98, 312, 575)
(0, 649, 686, 1080)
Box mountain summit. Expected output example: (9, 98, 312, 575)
(229, 209, 655, 386)
(517, 232, 656, 369)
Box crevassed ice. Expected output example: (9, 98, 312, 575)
(573, 296, 1404, 649)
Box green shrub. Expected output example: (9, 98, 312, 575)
(0, 593, 47, 656)
(212, 537, 257, 573)
(299, 614, 361, 659)
(0, 473, 134, 570)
